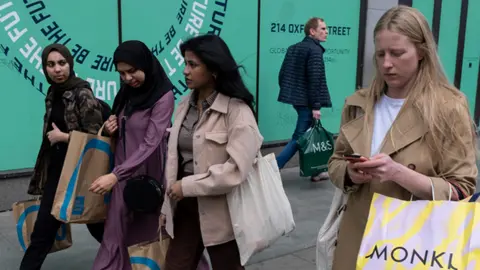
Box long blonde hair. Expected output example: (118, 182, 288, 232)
(366, 5, 476, 163)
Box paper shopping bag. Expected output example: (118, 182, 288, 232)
(12, 199, 72, 253)
(356, 192, 480, 269)
(297, 120, 334, 177)
(51, 128, 114, 223)
(128, 238, 170, 270)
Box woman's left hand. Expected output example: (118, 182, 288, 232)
(352, 153, 402, 183)
(89, 173, 118, 195)
(47, 122, 69, 145)
(167, 181, 184, 202)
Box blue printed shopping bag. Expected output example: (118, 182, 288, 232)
(51, 128, 114, 223)
(12, 199, 72, 253)
(128, 238, 170, 270)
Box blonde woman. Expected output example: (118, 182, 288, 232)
(328, 6, 477, 269)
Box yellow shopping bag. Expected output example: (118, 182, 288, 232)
(356, 192, 480, 269)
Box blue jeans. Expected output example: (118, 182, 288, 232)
(276, 106, 313, 169)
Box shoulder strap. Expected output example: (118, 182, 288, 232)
(469, 192, 480, 202)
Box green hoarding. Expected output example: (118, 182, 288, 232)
(0, 0, 479, 172)
(438, 0, 461, 83)
(120, 0, 258, 102)
(258, 0, 360, 142)
(413, 0, 435, 26)
(459, 0, 480, 118)
(413, 0, 480, 117)
(0, 0, 118, 171)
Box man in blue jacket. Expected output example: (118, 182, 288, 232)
(277, 17, 332, 182)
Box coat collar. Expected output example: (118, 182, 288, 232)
(45, 88, 76, 103)
(168, 91, 231, 161)
(341, 89, 427, 157)
(209, 92, 230, 114)
(182, 91, 230, 115)
(303, 36, 325, 53)
(188, 90, 218, 108)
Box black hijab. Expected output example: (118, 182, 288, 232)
(41, 44, 91, 93)
(112, 40, 173, 117)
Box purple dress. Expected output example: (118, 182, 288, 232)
(92, 92, 174, 270)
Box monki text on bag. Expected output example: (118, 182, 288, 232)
(364, 244, 457, 269)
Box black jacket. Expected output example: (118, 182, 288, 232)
(277, 37, 332, 110)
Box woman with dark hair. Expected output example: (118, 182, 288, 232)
(160, 34, 263, 269)
(20, 44, 105, 270)
(89, 40, 175, 270)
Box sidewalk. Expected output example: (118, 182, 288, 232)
(0, 167, 333, 270)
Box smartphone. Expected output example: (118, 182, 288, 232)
(342, 153, 368, 163)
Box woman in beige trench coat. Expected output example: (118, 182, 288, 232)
(328, 6, 478, 269)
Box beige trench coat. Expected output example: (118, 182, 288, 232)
(161, 92, 263, 246)
(328, 89, 477, 269)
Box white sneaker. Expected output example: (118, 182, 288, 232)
(311, 172, 329, 182)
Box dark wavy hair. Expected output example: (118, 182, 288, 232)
(180, 34, 255, 112)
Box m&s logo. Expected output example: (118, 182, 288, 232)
(312, 141, 332, 153)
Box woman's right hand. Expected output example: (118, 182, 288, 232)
(104, 115, 118, 135)
(160, 214, 166, 227)
(347, 162, 373, 184)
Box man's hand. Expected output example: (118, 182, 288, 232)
(312, 110, 321, 120)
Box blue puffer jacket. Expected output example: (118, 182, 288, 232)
(277, 37, 332, 110)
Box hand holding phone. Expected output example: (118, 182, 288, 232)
(342, 153, 369, 163)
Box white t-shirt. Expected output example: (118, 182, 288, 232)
(370, 95, 405, 156)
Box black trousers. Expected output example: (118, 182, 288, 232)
(19, 172, 104, 270)
(164, 198, 244, 270)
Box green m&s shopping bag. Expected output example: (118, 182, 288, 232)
(297, 120, 334, 177)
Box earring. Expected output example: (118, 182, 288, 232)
(212, 73, 217, 80)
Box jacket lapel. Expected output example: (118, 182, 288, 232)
(340, 92, 373, 157)
(340, 92, 427, 157)
(170, 104, 189, 152)
(341, 113, 373, 158)
(379, 106, 426, 156)
(166, 93, 191, 182)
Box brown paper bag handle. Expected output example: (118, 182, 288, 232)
(97, 122, 107, 136)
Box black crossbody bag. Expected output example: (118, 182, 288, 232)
(121, 115, 168, 214)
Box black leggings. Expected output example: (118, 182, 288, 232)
(19, 173, 104, 270)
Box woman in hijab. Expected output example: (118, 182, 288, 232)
(20, 44, 105, 270)
(89, 40, 175, 270)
